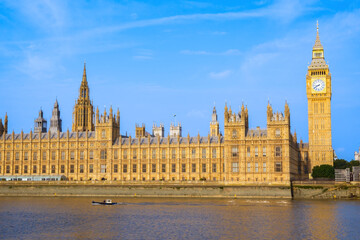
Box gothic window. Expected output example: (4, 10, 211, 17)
(191, 149, 196, 158)
(162, 164, 166, 173)
(61, 151, 65, 160)
(192, 164, 196, 173)
(152, 149, 156, 159)
(182, 164, 186, 173)
(70, 151, 75, 160)
(100, 150, 107, 160)
(123, 150, 127, 159)
(232, 130, 237, 138)
(275, 162, 282, 172)
(172, 164, 176, 173)
(132, 164, 137, 173)
(247, 163, 251, 172)
(232, 147, 239, 157)
(33, 165, 37, 174)
(255, 162, 259, 172)
(6, 152, 10, 161)
(52, 165, 56, 173)
(263, 162, 267, 172)
(123, 164, 127, 173)
(114, 150, 118, 159)
(101, 164, 106, 173)
(247, 147, 250, 157)
(142, 164, 147, 173)
(24, 152, 28, 161)
(255, 147, 258, 157)
(212, 163, 217, 173)
(275, 129, 281, 137)
(172, 149, 176, 159)
(42, 165, 46, 174)
(202, 149, 206, 159)
(114, 164, 118, 173)
(162, 149, 166, 159)
(51, 151, 56, 160)
(142, 149, 146, 159)
(79, 164, 84, 173)
(102, 130, 106, 139)
(15, 165, 19, 174)
(202, 164, 206, 173)
(212, 148, 216, 159)
(275, 146, 282, 157)
(181, 149, 186, 159)
(24, 165, 28, 174)
(152, 164, 156, 173)
(15, 152, 19, 160)
(232, 162, 239, 173)
(133, 149, 137, 159)
(42, 151, 47, 160)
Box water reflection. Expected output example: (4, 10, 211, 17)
(0, 197, 359, 239)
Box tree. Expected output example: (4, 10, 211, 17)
(333, 159, 351, 169)
(312, 164, 335, 179)
(350, 160, 360, 167)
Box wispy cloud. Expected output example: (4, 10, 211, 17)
(209, 70, 232, 79)
(77, 0, 316, 38)
(180, 49, 241, 56)
(132, 49, 153, 60)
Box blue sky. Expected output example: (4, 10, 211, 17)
(0, 0, 359, 160)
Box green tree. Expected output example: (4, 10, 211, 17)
(333, 159, 351, 169)
(312, 164, 335, 179)
(350, 160, 360, 167)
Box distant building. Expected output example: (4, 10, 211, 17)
(355, 147, 360, 161)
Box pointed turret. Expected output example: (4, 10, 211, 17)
(34, 109, 47, 133)
(313, 20, 323, 50)
(49, 99, 62, 134)
(309, 21, 328, 69)
(72, 63, 95, 132)
(210, 106, 219, 136)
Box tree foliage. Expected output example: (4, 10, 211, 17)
(312, 164, 335, 179)
(334, 159, 350, 169)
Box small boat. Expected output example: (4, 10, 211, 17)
(92, 199, 118, 205)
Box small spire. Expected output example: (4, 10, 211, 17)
(313, 20, 323, 49)
(82, 62, 87, 83)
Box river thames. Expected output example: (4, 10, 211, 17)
(0, 197, 359, 239)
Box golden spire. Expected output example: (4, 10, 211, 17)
(82, 61, 87, 84)
(313, 20, 323, 49)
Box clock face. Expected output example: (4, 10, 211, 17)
(312, 79, 325, 92)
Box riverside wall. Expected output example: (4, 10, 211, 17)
(1, 181, 360, 199)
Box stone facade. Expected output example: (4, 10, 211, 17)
(355, 147, 359, 161)
(0, 25, 334, 183)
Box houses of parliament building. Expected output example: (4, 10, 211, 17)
(0, 26, 333, 184)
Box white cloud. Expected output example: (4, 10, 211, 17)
(133, 55, 152, 60)
(180, 49, 241, 56)
(209, 70, 232, 79)
(78, 0, 317, 37)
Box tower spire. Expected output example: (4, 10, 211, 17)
(313, 20, 323, 50)
(82, 62, 87, 84)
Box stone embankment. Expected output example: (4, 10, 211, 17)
(1, 181, 360, 199)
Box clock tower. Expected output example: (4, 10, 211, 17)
(306, 21, 333, 172)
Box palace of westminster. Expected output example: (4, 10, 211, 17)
(0, 26, 334, 183)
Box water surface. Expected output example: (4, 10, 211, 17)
(0, 197, 359, 239)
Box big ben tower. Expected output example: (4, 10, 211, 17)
(72, 63, 95, 132)
(306, 21, 333, 171)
